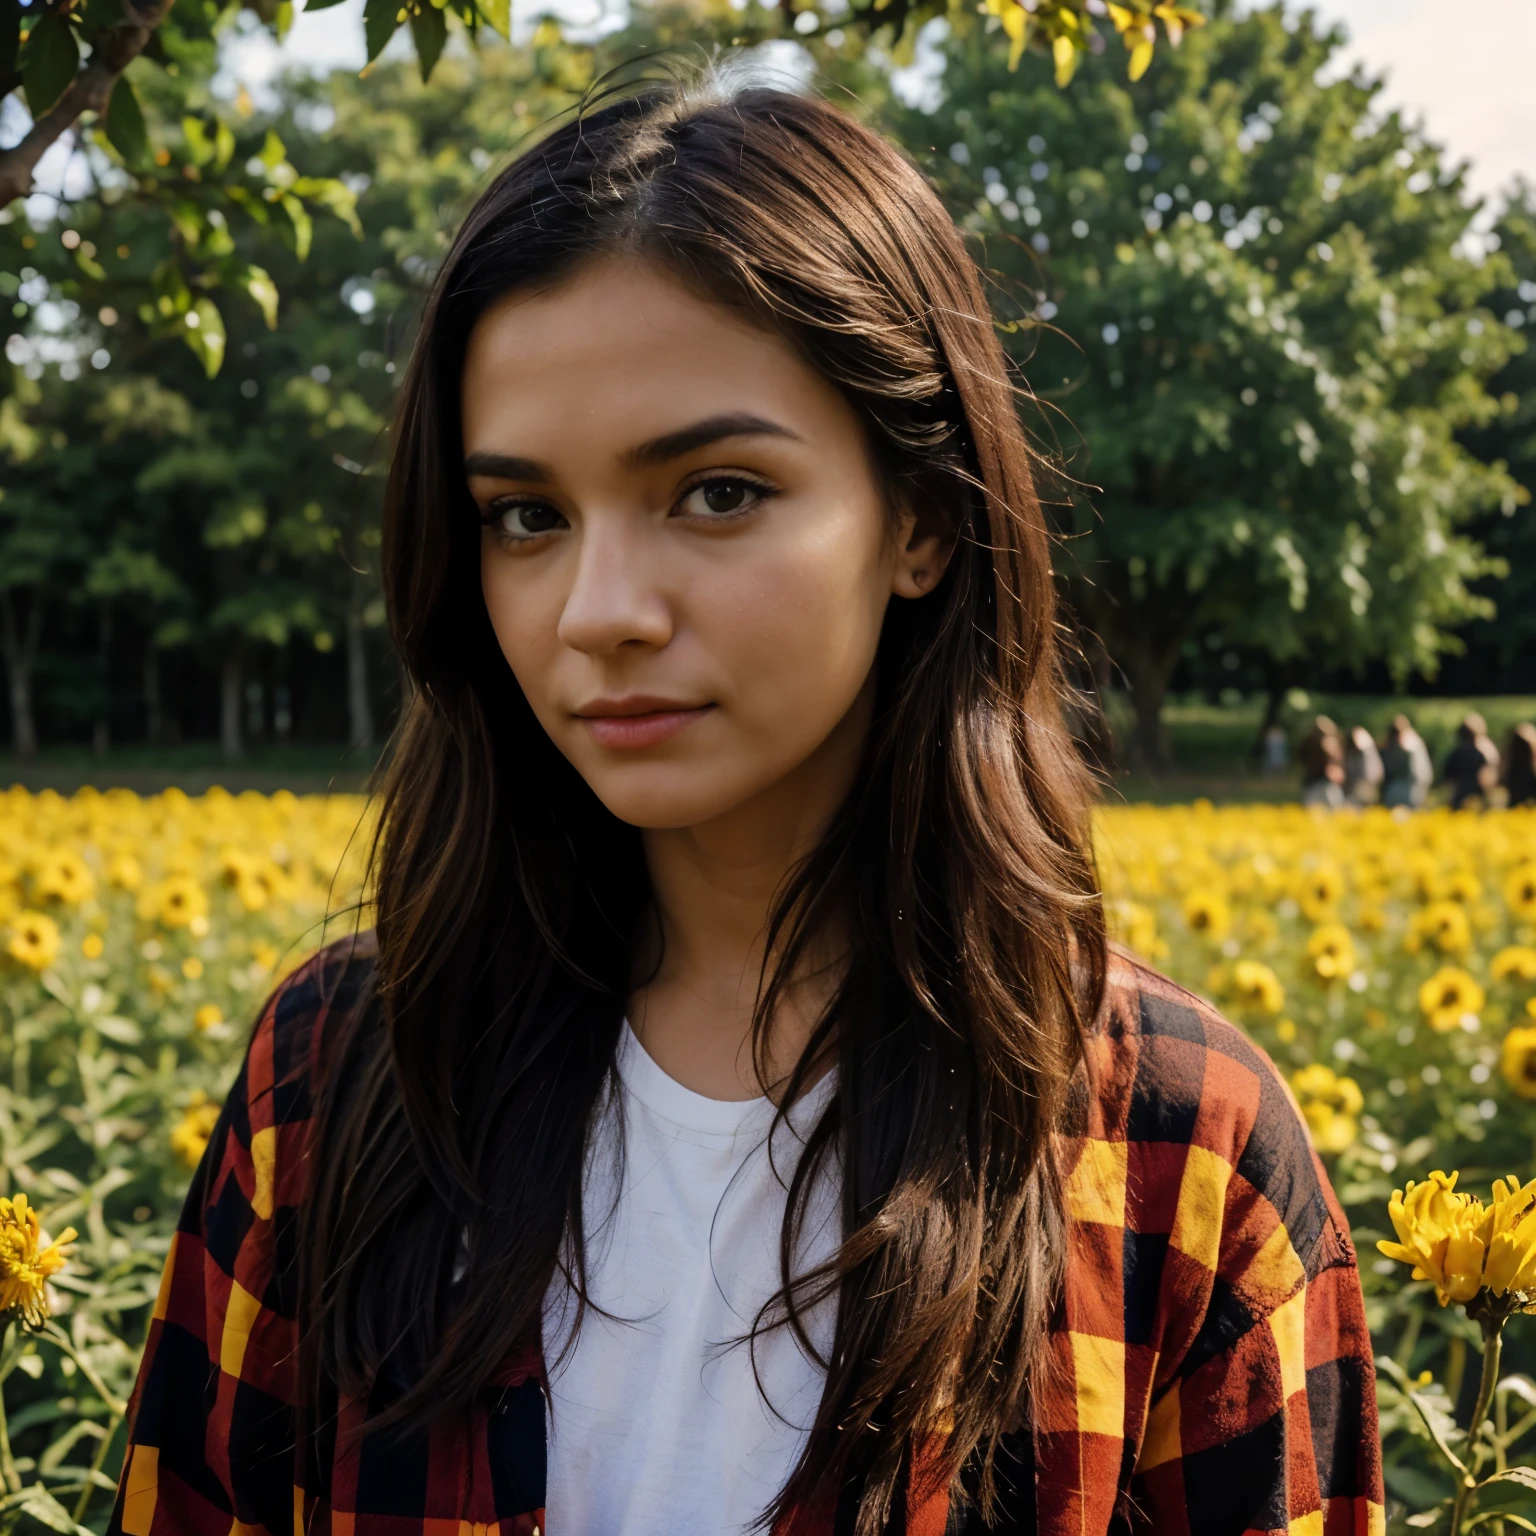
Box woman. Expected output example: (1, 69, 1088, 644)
(1504, 722, 1536, 808)
(109, 80, 1381, 1535)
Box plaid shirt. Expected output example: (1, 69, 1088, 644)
(109, 937, 1383, 1536)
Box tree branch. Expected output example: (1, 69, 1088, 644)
(0, 0, 173, 207)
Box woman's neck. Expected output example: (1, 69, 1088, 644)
(629, 679, 872, 1101)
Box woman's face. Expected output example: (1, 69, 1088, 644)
(462, 256, 942, 832)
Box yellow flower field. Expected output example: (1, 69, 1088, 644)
(1, 787, 1534, 1523)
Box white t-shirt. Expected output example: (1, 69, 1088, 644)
(542, 1022, 840, 1534)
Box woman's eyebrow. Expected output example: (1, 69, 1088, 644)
(462, 413, 801, 482)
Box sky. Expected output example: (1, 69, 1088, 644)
(220, 0, 1534, 209)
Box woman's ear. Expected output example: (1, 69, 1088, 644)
(890, 502, 956, 600)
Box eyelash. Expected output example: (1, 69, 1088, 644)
(479, 472, 781, 545)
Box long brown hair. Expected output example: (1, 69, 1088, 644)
(300, 74, 1106, 1531)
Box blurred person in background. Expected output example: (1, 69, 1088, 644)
(1381, 714, 1433, 810)
(1444, 713, 1500, 810)
(1300, 714, 1345, 808)
(1260, 721, 1289, 776)
(1503, 723, 1536, 809)
(1343, 725, 1383, 806)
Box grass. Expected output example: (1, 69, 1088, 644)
(6, 695, 1535, 802)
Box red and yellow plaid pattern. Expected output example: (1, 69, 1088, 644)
(108, 939, 1382, 1536)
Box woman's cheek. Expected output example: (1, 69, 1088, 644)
(711, 536, 885, 748)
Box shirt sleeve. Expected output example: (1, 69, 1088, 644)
(108, 968, 321, 1536)
(1034, 973, 1385, 1536)
(1123, 1007, 1384, 1534)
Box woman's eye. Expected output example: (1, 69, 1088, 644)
(487, 501, 567, 540)
(676, 477, 770, 519)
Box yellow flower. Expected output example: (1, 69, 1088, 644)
(1357, 904, 1387, 934)
(1291, 1064, 1363, 1152)
(1502, 1025, 1536, 1100)
(153, 876, 209, 930)
(235, 872, 270, 913)
(1306, 924, 1356, 981)
(1299, 863, 1344, 923)
(1229, 959, 1285, 1015)
(1492, 946, 1536, 984)
(251, 941, 279, 973)
(80, 933, 104, 960)
(1238, 908, 1279, 948)
(0, 1193, 76, 1326)
(6, 911, 60, 972)
(194, 1003, 224, 1032)
(1418, 967, 1486, 1033)
(34, 849, 95, 907)
(1377, 1171, 1487, 1306)
(1182, 889, 1231, 941)
(181, 956, 204, 981)
(170, 1094, 220, 1168)
(1406, 900, 1473, 956)
(1505, 863, 1536, 921)
(1481, 1175, 1536, 1299)
(1275, 1018, 1297, 1043)
(105, 853, 143, 893)
(1443, 870, 1482, 905)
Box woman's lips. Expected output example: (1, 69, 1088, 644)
(576, 704, 715, 750)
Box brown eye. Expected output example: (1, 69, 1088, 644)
(489, 501, 567, 540)
(677, 477, 773, 519)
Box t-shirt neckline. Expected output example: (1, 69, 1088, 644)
(616, 1021, 833, 1138)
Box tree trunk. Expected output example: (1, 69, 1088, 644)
(0, 591, 42, 761)
(346, 599, 374, 755)
(144, 644, 164, 746)
(220, 649, 244, 762)
(92, 603, 113, 757)
(1119, 643, 1181, 771)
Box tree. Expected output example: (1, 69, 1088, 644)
(1457, 184, 1536, 691)
(878, 1, 1517, 766)
(2, 0, 1209, 388)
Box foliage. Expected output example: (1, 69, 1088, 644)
(1099, 801, 1536, 1522)
(1, 1, 361, 380)
(0, 785, 369, 1533)
(0, 0, 1205, 386)
(873, 3, 1519, 765)
(1457, 183, 1536, 688)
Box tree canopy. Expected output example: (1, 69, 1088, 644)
(0, 1, 1529, 768)
(882, 2, 1519, 763)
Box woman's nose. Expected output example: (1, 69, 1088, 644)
(555, 520, 674, 656)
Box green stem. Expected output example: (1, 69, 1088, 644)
(0, 1321, 20, 1497)
(1450, 1317, 1503, 1536)
(72, 1412, 120, 1525)
(41, 1325, 125, 1418)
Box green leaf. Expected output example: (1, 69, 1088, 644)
(21, 12, 79, 117)
(301, 0, 352, 11)
(274, 0, 294, 37)
(244, 264, 279, 329)
(410, 2, 446, 80)
(363, 0, 401, 62)
(182, 114, 213, 166)
(9, 1485, 92, 1536)
(260, 128, 287, 170)
(103, 75, 148, 167)
(182, 298, 226, 377)
(474, 0, 507, 37)
(281, 194, 313, 259)
(213, 118, 235, 171)
(1477, 1467, 1536, 1491)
